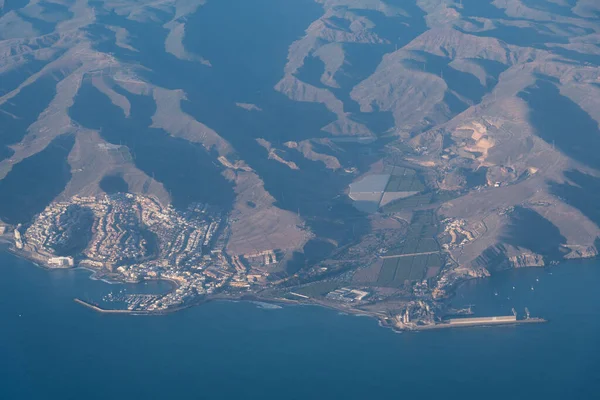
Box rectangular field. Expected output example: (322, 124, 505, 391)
(377, 258, 399, 286)
(393, 257, 413, 283)
(293, 281, 341, 298)
(376, 253, 443, 287)
(385, 167, 426, 192)
(385, 210, 440, 257)
(382, 193, 433, 212)
(416, 238, 439, 253)
(381, 190, 458, 213)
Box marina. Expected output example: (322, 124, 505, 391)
(74, 298, 133, 314)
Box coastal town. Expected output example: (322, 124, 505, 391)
(5, 194, 275, 312)
(0, 190, 549, 330)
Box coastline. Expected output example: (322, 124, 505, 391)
(2, 244, 384, 320)
(5, 245, 180, 288)
(440, 254, 600, 303)
(70, 289, 548, 333)
(4, 243, 596, 331)
(3, 243, 599, 399)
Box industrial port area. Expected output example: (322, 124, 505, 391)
(391, 306, 546, 331)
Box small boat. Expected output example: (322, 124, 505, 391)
(531, 286, 534, 291)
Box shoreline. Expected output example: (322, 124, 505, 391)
(4, 245, 596, 331)
(5, 245, 181, 288)
(439, 254, 600, 304)
(71, 291, 548, 333)
(71, 291, 388, 322)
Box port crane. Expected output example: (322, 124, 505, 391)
(524, 307, 530, 320)
(511, 307, 517, 317)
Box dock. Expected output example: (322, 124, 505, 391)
(74, 298, 134, 314)
(448, 315, 518, 325)
(73, 297, 200, 315)
(410, 315, 547, 331)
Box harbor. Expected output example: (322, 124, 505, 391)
(413, 316, 547, 331)
(394, 307, 547, 331)
(74, 298, 133, 314)
(73, 294, 204, 315)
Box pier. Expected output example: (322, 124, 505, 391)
(410, 316, 547, 331)
(74, 298, 135, 314)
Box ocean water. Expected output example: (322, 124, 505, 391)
(1, 250, 599, 400)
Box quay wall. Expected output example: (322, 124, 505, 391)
(448, 315, 517, 325)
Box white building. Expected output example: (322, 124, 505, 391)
(48, 256, 75, 268)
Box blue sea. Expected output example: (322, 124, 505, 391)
(1, 250, 599, 400)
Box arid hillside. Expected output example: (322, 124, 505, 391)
(1, 0, 600, 284)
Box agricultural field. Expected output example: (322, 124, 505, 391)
(376, 253, 443, 287)
(384, 167, 425, 192)
(381, 190, 457, 213)
(385, 211, 439, 257)
(291, 280, 342, 298)
(373, 210, 444, 287)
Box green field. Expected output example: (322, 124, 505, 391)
(426, 253, 442, 267)
(386, 211, 440, 257)
(394, 257, 414, 282)
(381, 191, 457, 213)
(385, 167, 426, 192)
(378, 259, 398, 285)
(416, 238, 438, 253)
(382, 193, 433, 212)
(379, 166, 457, 213)
(409, 255, 428, 280)
(376, 252, 443, 287)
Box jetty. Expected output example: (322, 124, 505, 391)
(74, 298, 134, 314)
(411, 315, 546, 331)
